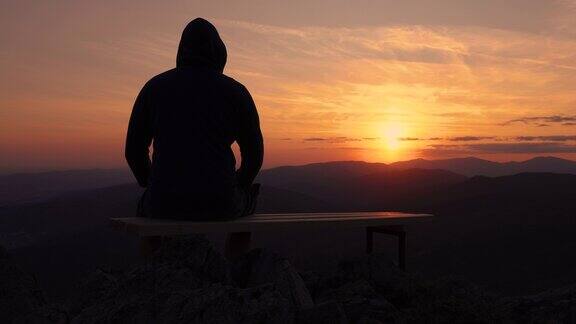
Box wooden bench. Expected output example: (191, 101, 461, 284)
(111, 211, 433, 270)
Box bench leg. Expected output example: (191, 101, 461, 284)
(366, 227, 374, 254)
(225, 232, 252, 260)
(140, 236, 162, 258)
(366, 225, 407, 271)
(398, 230, 406, 271)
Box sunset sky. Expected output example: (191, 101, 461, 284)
(2, 0, 576, 172)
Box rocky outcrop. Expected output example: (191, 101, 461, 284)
(316, 279, 399, 323)
(70, 282, 291, 324)
(68, 236, 297, 323)
(336, 254, 414, 307)
(0, 246, 65, 324)
(310, 254, 507, 323)
(232, 248, 314, 310)
(402, 276, 505, 323)
(6, 238, 576, 323)
(151, 236, 232, 284)
(506, 284, 576, 323)
(295, 301, 348, 323)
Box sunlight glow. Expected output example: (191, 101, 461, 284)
(367, 122, 410, 163)
(382, 123, 404, 151)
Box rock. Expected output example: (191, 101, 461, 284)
(335, 255, 508, 322)
(0, 245, 65, 323)
(69, 237, 294, 323)
(173, 285, 292, 324)
(355, 318, 384, 324)
(316, 280, 399, 323)
(12, 307, 68, 324)
(151, 235, 232, 284)
(336, 253, 425, 308)
(299, 270, 324, 299)
(232, 249, 314, 310)
(67, 238, 220, 319)
(295, 301, 348, 324)
(71, 283, 292, 324)
(66, 267, 121, 315)
(337, 253, 409, 292)
(403, 276, 506, 323)
(506, 284, 576, 323)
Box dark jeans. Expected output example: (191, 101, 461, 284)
(137, 183, 260, 221)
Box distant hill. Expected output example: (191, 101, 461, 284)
(257, 161, 389, 188)
(411, 172, 576, 294)
(259, 163, 467, 210)
(0, 169, 133, 206)
(390, 156, 576, 177)
(2, 156, 575, 207)
(259, 157, 576, 191)
(445, 172, 576, 199)
(0, 183, 143, 249)
(3, 164, 576, 297)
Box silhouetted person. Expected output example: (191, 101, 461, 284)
(125, 18, 263, 221)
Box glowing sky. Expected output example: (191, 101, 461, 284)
(1, 0, 576, 172)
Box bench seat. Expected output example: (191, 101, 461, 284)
(110, 211, 432, 236)
(111, 211, 433, 270)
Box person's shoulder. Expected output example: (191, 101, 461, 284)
(135, 69, 178, 94)
(145, 68, 179, 87)
(219, 74, 249, 93)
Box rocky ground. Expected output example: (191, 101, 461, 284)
(2, 238, 576, 323)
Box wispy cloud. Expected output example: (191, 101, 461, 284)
(515, 135, 576, 142)
(399, 136, 495, 142)
(448, 136, 496, 142)
(407, 134, 576, 142)
(501, 115, 576, 126)
(303, 136, 363, 143)
(423, 142, 576, 155)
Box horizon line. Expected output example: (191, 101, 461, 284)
(2, 155, 575, 176)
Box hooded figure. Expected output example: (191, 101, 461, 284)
(125, 18, 264, 220)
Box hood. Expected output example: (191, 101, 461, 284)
(176, 18, 227, 72)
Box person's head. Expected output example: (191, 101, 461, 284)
(176, 18, 227, 72)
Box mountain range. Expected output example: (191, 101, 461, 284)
(2, 156, 575, 207)
(0, 168, 133, 206)
(390, 156, 576, 177)
(2, 156, 576, 299)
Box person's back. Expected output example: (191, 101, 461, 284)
(125, 18, 263, 220)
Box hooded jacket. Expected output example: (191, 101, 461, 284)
(125, 18, 264, 218)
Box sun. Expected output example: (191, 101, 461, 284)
(361, 122, 411, 163)
(382, 123, 404, 150)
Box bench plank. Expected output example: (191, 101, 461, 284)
(248, 211, 420, 219)
(111, 212, 432, 237)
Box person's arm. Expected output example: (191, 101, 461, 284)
(235, 85, 264, 187)
(125, 83, 153, 187)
